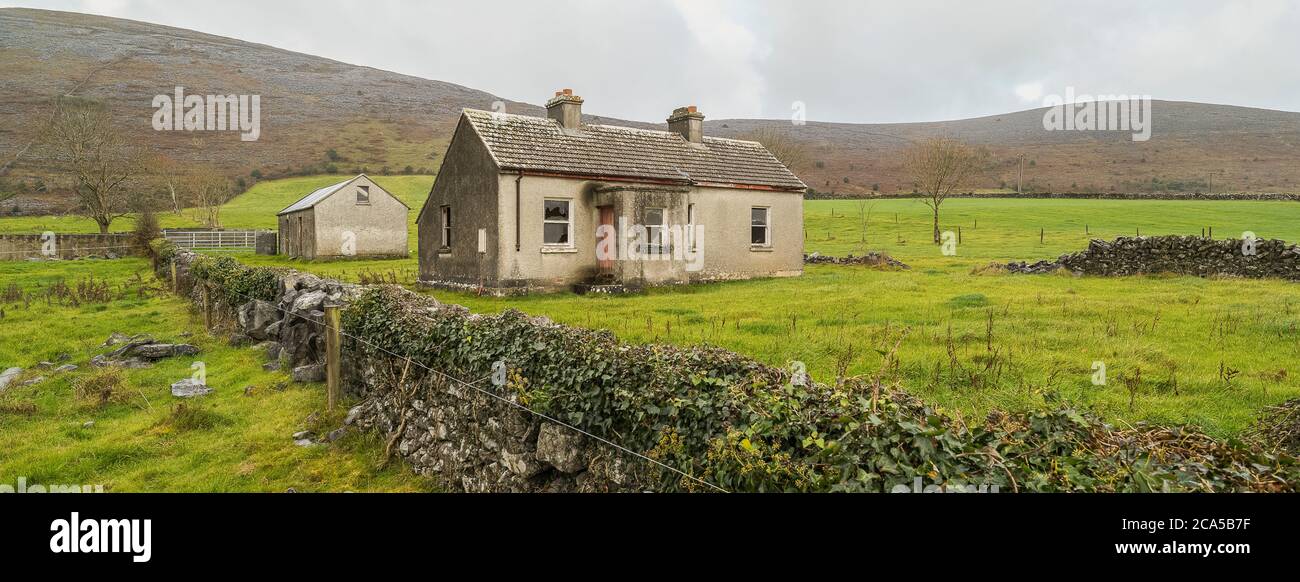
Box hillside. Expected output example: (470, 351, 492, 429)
(3, 6, 1300, 214)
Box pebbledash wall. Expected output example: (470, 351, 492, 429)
(0, 233, 138, 260)
(169, 249, 658, 492)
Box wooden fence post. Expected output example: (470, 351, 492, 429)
(201, 285, 212, 331)
(170, 261, 178, 294)
(324, 304, 342, 411)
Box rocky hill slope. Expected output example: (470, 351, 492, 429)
(3, 6, 1299, 213)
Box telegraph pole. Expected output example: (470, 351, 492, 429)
(1208, 170, 1223, 195)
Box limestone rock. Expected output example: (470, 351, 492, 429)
(535, 423, 588, 474)
(292, 364, 326, 383)
(0, 367, 22, 391)
(171, 378, 213, 398)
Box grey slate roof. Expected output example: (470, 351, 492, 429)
(461, 110, 806, 191)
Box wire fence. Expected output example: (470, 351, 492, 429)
(190, 273, 728, 493)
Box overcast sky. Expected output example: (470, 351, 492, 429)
(9, 0, 1300, 123)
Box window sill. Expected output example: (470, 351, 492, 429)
(437, 247, 452, 255)
(750, 245, 774, 252)
(541, 246, 578, 254)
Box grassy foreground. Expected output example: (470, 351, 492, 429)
(0, 258, 432, 492)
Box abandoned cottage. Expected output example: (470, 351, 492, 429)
(277, 174, 409, 259)
(416, 90, 807, 293)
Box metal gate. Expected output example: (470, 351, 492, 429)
(163, 229, 260, 251)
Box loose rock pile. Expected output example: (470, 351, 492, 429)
(1005, 236, 1300, 280)
(90, 335, 199, 369)
(805, 252, 910, 270)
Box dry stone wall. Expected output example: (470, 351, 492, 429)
(1006, 235, 1300, 280)
(0, 233, 137, 261)
(169, 249, 648, 492)
(166, 247, 1300, 493)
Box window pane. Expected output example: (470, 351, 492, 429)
(544, 200, 570, 221)
(751, 208, 767, 226)
(752, 226, 767, 245)
(645, 208, 664, 226)
(647, 226, 664, 248)
(441, 207, 451, 247)
(544, 223, 569, 245)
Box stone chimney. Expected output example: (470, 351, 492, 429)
(546, 89, 584, 130)
(668, 106, 705, 143)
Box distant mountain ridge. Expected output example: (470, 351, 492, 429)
(3, 6, 1299, 213)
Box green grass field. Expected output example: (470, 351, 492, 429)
(6, 186, 1300, 440)
(421, 198, 1300, 437)
(0, 258, 433, 492)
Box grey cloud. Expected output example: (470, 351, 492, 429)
(14, 0, 1300, 123)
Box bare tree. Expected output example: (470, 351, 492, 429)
(187, 167, 231, 228)
(740, 127, 810, 172)
(41, 97, 146, 233)
(903, 138, 986, 243)
(148, 154, 187, 215)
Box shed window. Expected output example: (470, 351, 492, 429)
(751, 207, 770, 246)
(440, 206, 452, 248)
(356, 185, 371, 205)
(543, 199, 572, 246)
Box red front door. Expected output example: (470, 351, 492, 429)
(597, 206, 615, 274)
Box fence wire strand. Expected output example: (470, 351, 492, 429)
(193, 273, 728, 493)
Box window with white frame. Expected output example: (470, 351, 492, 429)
(644, 207, 666, 253)
(440, 206, 452, 249)
(751, 207, 770, 246)
(543, 199, 572, 246)
(357, 185, 371, 205)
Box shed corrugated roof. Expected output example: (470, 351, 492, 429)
(462, 109, 806, 191)
(277, 177, 356, 215)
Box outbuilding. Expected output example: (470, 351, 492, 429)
(277, 175, 409, 259)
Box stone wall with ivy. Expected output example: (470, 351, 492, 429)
(162, 245, 1300, 493)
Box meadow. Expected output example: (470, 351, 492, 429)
(426, 198, 1300, 437)
(6, 180, 1300, 438)
(0, 258, 433, 492)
